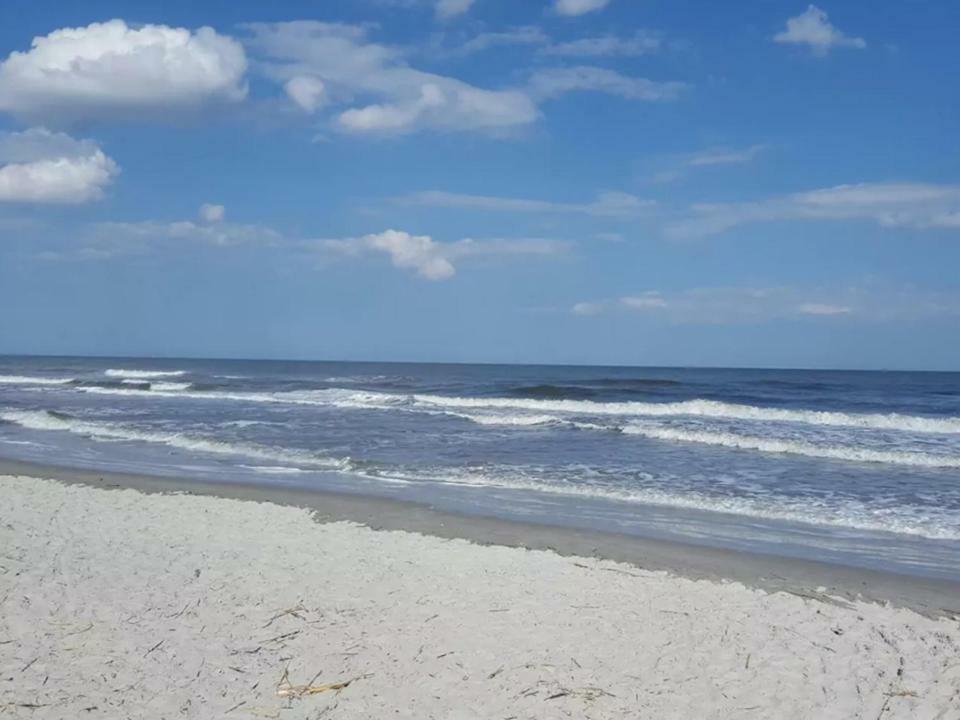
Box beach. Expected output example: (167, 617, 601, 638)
(3, 469, 959, 719)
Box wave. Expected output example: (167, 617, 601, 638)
(621, 424, 960, 468)
(57, 380, 960, 435)
(0, 374, 74, 385)
(104, 369, 188, 379)
(410, 394, 960, 434)
(453, 412, 560, 427)
(150, 382, 192, 392)
(393, 467, 960, 541)
(0, 410, 351, 471)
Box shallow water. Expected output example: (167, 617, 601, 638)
(2, 356, 958, 579)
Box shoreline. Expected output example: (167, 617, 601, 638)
(3, 456, 958, 618)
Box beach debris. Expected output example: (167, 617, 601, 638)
(263, 604, 308, 628)
(144, 639, 164, 657)
(275, 667, 362, 699)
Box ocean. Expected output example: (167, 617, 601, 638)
(1, 356, 958, 580)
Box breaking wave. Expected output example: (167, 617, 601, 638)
(620, 424, 960, 468)
(0, 410, 350, 471)
(0, 374, 74, 385)
(104, 369, 188, 379)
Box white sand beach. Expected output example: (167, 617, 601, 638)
(2, 473, 959, 719)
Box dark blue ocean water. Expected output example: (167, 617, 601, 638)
(1, 356, 959, 580)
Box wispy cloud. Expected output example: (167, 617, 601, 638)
(573, 285, 960, 324)
(455, 26, 549, 55)
(542, 32, 660, 57)
(647, 144, 768, 185)
(244, 21, 538, 135)
(528, 66, 686, 102)
(435, 0, 475, 20)
(398, 189, 655, 218)
(774, 5, 866, 57)
(313, 230, 567, 280)
(686, 144, 768, 167)
(554, 0, 612, 17)
(668, 182, 960, 238)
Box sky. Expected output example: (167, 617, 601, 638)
(0, 0, 958, 370)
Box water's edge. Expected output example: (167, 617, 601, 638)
(5, 455, 959, 619)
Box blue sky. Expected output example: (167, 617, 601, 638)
(0, 0, 958, 369)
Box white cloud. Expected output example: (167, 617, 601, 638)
(284, 76, 327, 113)
(435, 0, 475, 20)
(647, 145, 768, 184)
(554, 0, 612, 17)
(620, 293, 669, 310)
(245, 21, 537, 135)
(0, 20, 247, 123)
(798, 303, 851, 316)
(686, 145, 767, 167)
(668, 182, 960, 238)
(542, 32, 660, 57)
(93, 218, 280, 251)
(575, 285, 960, 324)
(199, 203, 226, 223)
(573, 288, 855, 324)
(399, 189, 654, 218)
(316, 229, 566, 280)
(774, 5, 866, 56)
(528, 66, 685, 101)
(0, 128, 118, 203)
(457, 27, 549, 55)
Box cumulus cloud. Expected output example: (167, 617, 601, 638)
(316, 229, 566, 280)
(668, 182, 960, 238)
(528, 66, 685, 102)
(554, 0, 612, 17)
(244, 21, 537, 135)
(0, 20, 247, 123)
(774, 5, 866, 56)
(0, 128, 118, 203)
(399, 189, 654, 218)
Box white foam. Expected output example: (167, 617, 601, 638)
(410, 394, 960, 435)
(150, 382, 192, 392)
(621, 424, 960, 468)
(452, 412, 560, 427)
(105, 369, 188, 379)
(238, 465, 308, 475)
(392, 467, 960, 541)
(0, 410, 350, 471)
(0, 374, 74, 385)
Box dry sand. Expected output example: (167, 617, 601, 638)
(2, 473, 959, 719)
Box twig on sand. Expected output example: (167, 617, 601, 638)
(144, 640, 164, 657)
(224, 700, 246, 714)
(875, 689, 918, 719)
(263, 605, 308, 628)
(275, 667, 365, 699)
